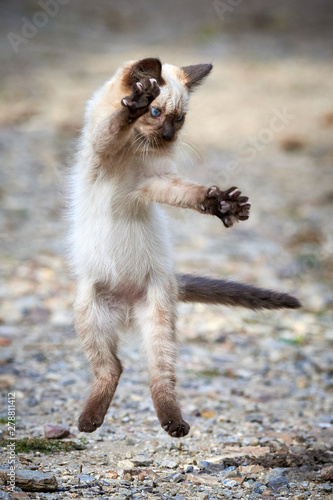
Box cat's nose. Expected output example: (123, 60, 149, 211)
(162, 122, 175, 141)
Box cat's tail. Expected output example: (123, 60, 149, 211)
(177, 274, 301, 310)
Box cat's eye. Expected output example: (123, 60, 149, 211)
(150, 107, 161, 117)
(176, 114, 184, 122)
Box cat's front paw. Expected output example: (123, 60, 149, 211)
(121, 78, 160, 122)
(201, 186, 251, 228)
(162, 418, 190, 438)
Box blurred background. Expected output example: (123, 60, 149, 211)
(0, 0, 333, 488)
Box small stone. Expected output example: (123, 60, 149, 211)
(71, 439, 86, 450)
(321, 465, 333, 481)
(207, 446, 270, 463)
(0, 490, 11, 500)
(184, 465, 194, 473)
(219, 466, 238, 479)
(125, 451, 132, 459)
(186, 473, 220, 487)
(118, 459, 134, 468)
(267, 470, 289, 493)
(0, 470, 57, 492)
(239, 465, 264, 475)
(0, 375, 15, 389)
(245, 413, 263, 423)
(161, 459, 178, 469)
(137, 469, 158, 482)
(105, 470, 118, 479)
(249, 437, 260, 446)
(125, 437, 135, 446)
(44, 424, 70, 439)
(168, 472, 184, 483)
(222, 478, 238, 488)
(200, 461, 225, 473)
(77, 474, 95, 483)
(130, 455, 153, 467)
(323, 483, 332, 492)
(201, 410, 216, 419)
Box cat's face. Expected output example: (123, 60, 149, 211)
(123, 59, 212, 154)
(134, 64, 189, 150)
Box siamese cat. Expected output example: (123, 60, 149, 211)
(68, 58, 300, 438)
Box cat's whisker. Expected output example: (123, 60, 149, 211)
(142, 137, 150, 161)
(181, 140, 201, 159)
(129, 133, 145, 152)
(133, 137, 146, 156)
(177, 141, 197, 167)
(181, 134, 201, 155)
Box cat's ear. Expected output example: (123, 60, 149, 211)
(124, 58, 165, 87)
(181, 63, 213, 91)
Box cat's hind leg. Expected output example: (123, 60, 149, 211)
(134, 284, 190, 438)
(75, 282, 124, 433)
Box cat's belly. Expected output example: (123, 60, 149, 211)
(71, 203, 174, 285)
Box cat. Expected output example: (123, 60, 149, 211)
(68, 57, 300, 438)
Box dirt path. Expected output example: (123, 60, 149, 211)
(1, 2, 332, 499)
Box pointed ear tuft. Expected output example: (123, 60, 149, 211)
(181, 63, 213, 91)
(124, 58, 165, 87)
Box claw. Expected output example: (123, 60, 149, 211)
(163, 421, 172, 431)
(136, 82, 143, 90)
(228, 188, 239, 198)
(149, 78, 157, 85)
(207, 186, 218, 197)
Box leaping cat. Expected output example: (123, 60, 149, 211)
(68, 58, 300, 438)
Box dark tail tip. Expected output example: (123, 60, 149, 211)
(284, 295, 302, 309)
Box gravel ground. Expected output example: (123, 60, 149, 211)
(1, 2, 333, 499)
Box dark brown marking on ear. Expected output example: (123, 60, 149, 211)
(181, 63, 213, 91)
(123, 58, 165, 88)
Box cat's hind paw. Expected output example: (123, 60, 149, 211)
(121, 78, 160, 122)
(78, 410, 104, 433)
(162, 419, 190, 438)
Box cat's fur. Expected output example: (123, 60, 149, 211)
(68, 58, 300, 438)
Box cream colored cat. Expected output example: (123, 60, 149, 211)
(68, 58, 300, 438)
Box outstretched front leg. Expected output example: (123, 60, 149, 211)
(137, 175, 251, 228)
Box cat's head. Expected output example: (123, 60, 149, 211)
(123, 58, 212, 152)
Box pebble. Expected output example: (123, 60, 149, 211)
(105, 470, 118, 479)
(44, 424, 70, 439)
(222, 478, 239, 488)
(267, 470, 289, 493)
(168, 472, 184, 483)
(0, 470, 57, 491)
(130, 455, 153, 467)
(77, 474, 95, 483)
(161, 459, 178, 469)
(320, 465, 333, 481)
